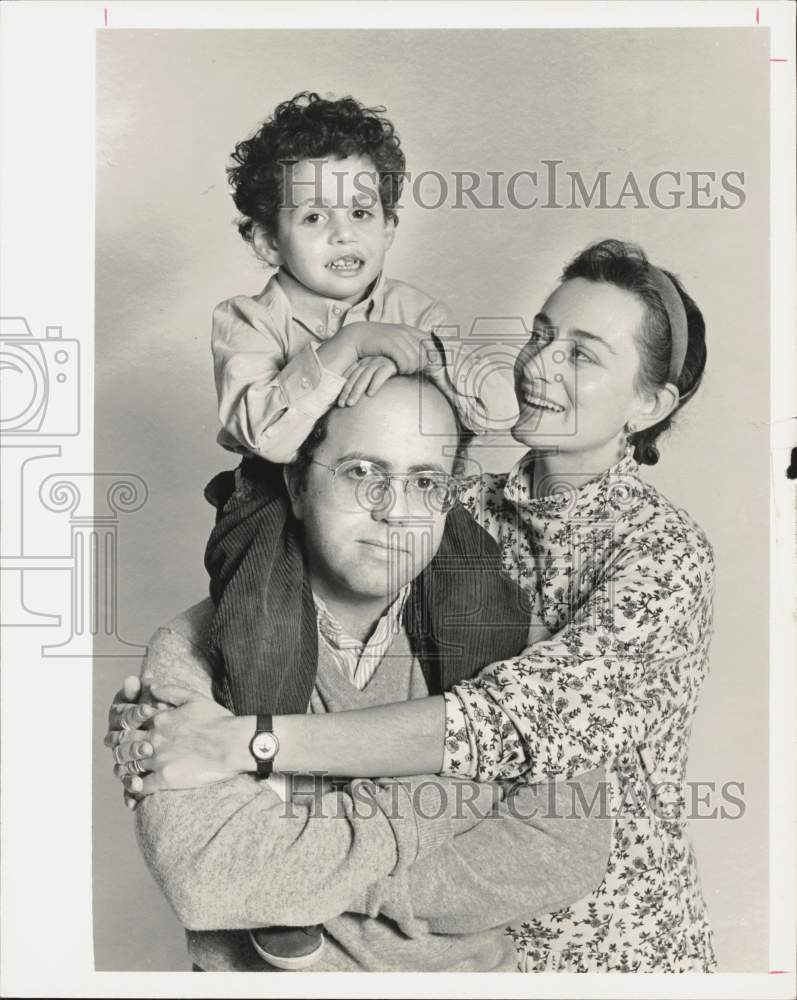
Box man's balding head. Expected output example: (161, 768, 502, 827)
(284, 375, 461, 607)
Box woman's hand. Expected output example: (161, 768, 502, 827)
(126, 685, 242, 795)
(106, 681, 246, 804)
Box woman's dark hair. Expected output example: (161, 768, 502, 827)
(228, 91, 406, 243)
(561, 238, 707, 465)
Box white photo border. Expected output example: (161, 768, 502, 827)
(1, 2, 794, 997)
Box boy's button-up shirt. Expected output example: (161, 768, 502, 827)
(212, 270, 520, 463)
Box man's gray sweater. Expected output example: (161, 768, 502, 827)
(135, 599, 610, 972)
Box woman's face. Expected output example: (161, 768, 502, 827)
(512, 277, 651, 470)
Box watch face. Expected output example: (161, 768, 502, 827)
(251, 731, 279, 762)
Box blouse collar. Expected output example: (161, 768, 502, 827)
(503, 445, 645, 520)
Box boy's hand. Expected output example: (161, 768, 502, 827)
(338, 357, 398, 406)
(347, 322, 442, 376)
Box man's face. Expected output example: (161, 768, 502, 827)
(287, 379, 459, 607)
(271, 155, 396, 304)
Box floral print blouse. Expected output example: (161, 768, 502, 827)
(442, 448, 718, 973)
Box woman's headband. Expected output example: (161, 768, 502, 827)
(647, 267, 688, 384)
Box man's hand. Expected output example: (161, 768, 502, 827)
(116, 685, 243, 797)
(106, 673, 156, 732)
(105, 673, 162, 810)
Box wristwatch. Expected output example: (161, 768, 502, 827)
(249, 713, 280, 779)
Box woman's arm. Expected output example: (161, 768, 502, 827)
(267, 517, 715, 784)
(442, 517, 716, 783)
(137, 515, 711, 786)
(115, 511, 712, 790)
(115, 628, 610, 934)
(154, 693, 447, 781)
(272, 696, 446, 776)
(107, 685, 447, 789)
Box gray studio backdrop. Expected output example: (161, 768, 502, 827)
(94, 28, 769, 972)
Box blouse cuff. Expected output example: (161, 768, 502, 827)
(441, 690, 479, 779)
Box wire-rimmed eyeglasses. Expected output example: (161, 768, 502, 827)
(309, 458, 461, 515)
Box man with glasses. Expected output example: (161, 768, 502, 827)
(112, 373, 609, 972)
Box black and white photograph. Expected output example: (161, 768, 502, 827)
(1, 2, 795, 996)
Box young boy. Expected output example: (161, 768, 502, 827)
(205, 92, 523, 970)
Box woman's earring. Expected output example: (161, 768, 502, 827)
(622, 422, 637, 457)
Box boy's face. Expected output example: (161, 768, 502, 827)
(265, 155, 396, 304)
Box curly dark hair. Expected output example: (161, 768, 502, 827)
(227, 91, 406, 243)
(561, 238, 707, 466)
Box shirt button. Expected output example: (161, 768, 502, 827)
(331, 305, 342, 316)
(315, 323, 324, 334)
(300, 377, 311, 389)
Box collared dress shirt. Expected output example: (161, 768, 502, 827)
(212, 269, 519, 463)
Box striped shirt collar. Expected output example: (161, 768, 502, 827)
(312, 585, 410, 691)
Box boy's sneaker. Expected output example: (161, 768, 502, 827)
(248, 925, 324, 970)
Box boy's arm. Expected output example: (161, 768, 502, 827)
(213, 297, 359, 464)
(214, 297, 439, 463)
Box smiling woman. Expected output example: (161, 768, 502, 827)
(513, 244, 702, 482)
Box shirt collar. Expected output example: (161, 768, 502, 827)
(503, 445, 644, 519)
(274, 268, 387, 341)
(313, 584, 410, 654)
